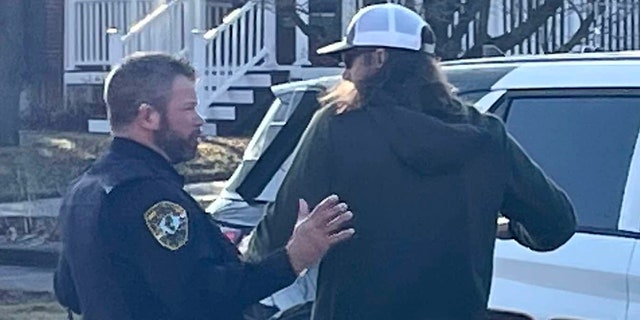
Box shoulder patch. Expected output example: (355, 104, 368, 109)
(144, 201, 189, 251)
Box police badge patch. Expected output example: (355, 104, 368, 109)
(144, 201, 189, 250)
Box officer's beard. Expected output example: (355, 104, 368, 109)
(154, 115, 199, 164)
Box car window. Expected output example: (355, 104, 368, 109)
(505, 94, 640, 231)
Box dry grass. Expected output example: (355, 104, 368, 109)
(0, 131, 249, 203)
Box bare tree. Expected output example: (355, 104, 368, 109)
(554, 0, 596, 52)
(265, 0, 325, 46)
(423, 0, 602, 59)
(420, 0, 494, 59)
(269, 0, 603, 60)
(0, 0, 26, 146)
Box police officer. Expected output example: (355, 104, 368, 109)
(53, 52, 355, 320)
(246, 3, 576, 320)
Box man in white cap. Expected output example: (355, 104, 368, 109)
(247, 3, 576, 319)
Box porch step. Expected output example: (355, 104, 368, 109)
(207, 70, 291, 136)
(288, 67, 342, 81)
(212, 87, 275, 136)
(201, 123, 218, 136)
(206, 106, 236, 121)
(209, 89, 254, 104)
(208, 73, 272, 88)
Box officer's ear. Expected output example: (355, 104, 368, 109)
(137, 103, 162, 130)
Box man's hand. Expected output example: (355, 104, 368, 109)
(286, 195, 355, 274)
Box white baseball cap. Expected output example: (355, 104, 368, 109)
(317, 3, 436, 55)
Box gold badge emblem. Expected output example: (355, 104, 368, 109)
(144, 201, 188, 250)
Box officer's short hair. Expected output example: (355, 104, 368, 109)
(104, 52, 196, 130)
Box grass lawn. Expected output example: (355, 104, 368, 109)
(0, 131, 249, 203)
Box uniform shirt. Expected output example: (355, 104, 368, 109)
(56, 138, 296, 320)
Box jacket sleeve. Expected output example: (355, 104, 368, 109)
(245, 107, 335, 262)
(500, 130, 577, 252)
(104, 180, 297, 315)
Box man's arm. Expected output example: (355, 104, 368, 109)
(500, 131, 577, 251)
(104, 180, 351, 315)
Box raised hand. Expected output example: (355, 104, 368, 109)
(286, 195, 355, 274)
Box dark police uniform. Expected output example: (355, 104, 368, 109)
(54, 137, 297, 320)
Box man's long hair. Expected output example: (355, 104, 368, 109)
(319, 49, 468, 118)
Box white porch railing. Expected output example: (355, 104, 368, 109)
(65, 0, 235, 71)
(206, 1, 234, 30)
(192, 0, 277, 108)
(108, 0, 191, 64)
(65, 0, 156, 70)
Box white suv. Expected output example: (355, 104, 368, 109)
(208, 51, 640, 320)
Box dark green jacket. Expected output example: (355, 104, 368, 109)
(246, 101, 576, 320)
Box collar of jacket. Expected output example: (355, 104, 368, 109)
(109, 137, 185, 186)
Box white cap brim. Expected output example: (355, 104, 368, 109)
(317, 39, 353, 55)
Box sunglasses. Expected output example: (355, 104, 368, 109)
(341, 48, 375, 68)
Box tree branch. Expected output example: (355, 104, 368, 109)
(449, 0, 491, 44)
(277, 2, 321, 40)
(491, 0, 564, 51)
(555, 9, 596, 52)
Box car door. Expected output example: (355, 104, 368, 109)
(620, 124, 640, 319)
(487, 89, 640, 320)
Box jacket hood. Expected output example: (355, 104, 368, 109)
(364, 104, 491, 176)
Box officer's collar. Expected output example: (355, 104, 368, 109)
(110, 137, 185, 186)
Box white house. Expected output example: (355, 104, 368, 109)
(66, 0, 381, 135)
(63, 0, 636, 135)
